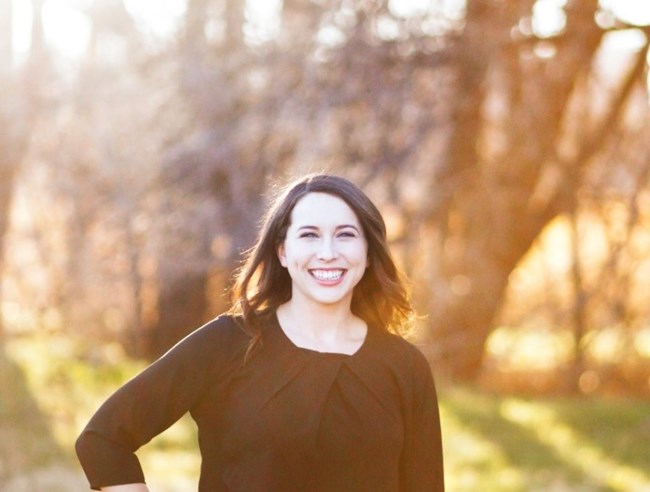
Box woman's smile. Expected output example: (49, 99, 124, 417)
(309, 268, 346, 284)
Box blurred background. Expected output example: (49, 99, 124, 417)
(1, 0, 650, 490)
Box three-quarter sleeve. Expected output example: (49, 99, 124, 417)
(75, 315, 246, 490)
(400, 346, 445, 491)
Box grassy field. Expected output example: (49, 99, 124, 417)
(1, 333, 650, 491)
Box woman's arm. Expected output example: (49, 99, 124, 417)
(400, 346, 445, 491)
(76, 315, 247, 490)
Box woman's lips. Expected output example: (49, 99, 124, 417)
(309, 269, 346, 283)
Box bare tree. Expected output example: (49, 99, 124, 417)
(425, 1, 650, 380)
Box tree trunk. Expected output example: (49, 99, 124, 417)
(568, 208, 587, 392)
(429, 1, 605, 380)
(147, 270, 209, 357)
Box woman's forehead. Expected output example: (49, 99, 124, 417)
(289, 192, 360, 226)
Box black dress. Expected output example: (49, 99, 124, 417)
(76, 313, 444, 491)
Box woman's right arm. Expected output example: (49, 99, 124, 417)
(76, 315, 246, 490)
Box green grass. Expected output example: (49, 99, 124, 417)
(440, 387, 650, 491)
(2, 333, 650, 491)
(1, 333, 200, 490)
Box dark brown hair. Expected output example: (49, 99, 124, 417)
(229, 174, 414, 355)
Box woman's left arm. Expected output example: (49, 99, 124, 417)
(400, 347, 445, 491)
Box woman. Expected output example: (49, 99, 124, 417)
(76, 174, 445, 491)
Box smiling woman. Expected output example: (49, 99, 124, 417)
(75, 174, 445, 491)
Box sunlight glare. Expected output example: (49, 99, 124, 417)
(389, 0, 430, 19)
(487, 327, 573, 371)
(532, 0, 567, 38)
(123, 0, 186, 39)
(634, 329, 650, 358)
(388, 0, 466, 20)
(601, 0, 650, 27)
(11, 0, 33, 65)
(13, 0, 187, 63)
(244, 0, 282, 45)
(603, 28, 649, 53)
(317, 25, 346, 48)
(375, 15, 401, 41)
(42, 0, 92, 60)
(586, 328, 625, 363)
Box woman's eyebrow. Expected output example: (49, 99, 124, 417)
(296, 224, 360, 231)
(336, 224, 360, 232)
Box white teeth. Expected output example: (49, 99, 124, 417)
(311, 270, 344, 281)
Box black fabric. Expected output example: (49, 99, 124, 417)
(76, 314, 444, 491)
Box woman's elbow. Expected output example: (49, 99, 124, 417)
(75, 429, 91, 461)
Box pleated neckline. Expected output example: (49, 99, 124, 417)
(270, 311, 371, 359)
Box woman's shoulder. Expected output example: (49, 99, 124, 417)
(351, 328, 435, 400)
(199, 313, 247, 336)
(372, 327, 422, 354)
(163, 313, 250, 362)
(369, 328, 432, 373)
(193, 313, 249, 341)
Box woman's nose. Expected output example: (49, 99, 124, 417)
(317, 238, 337, 260)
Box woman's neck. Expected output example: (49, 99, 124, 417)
(276, 299, 366, 352)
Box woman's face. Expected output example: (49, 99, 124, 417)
(278, 192, 368, 310)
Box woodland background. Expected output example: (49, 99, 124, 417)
(1, 0, 650, 490)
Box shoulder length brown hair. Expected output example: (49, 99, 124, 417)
(229, 174, 414, 352)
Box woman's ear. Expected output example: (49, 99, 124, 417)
(278, 243, 287, 267)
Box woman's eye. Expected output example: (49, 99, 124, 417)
(338, 231, 357, 238)
(299, 232, 318, 238)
